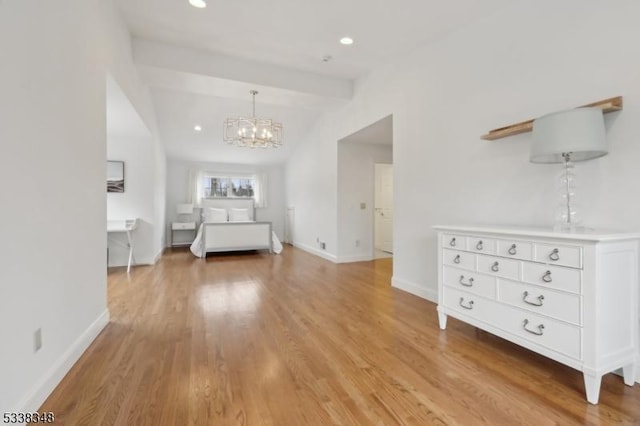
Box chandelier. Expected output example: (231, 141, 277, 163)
(223, 90, 283, 148)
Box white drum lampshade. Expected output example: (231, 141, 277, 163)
(531, 107, 607, 163)
(176, 204, 194, 215)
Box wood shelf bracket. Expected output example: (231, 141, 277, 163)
(481, 96, 623, 141)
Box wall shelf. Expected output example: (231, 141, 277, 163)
(481, 96, 623, 141)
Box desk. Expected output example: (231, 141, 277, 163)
(107, 219, 139, 273)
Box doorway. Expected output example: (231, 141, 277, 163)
(336, 115, 393, 263)
(374, 163, 393, 258)
(106, 75, 156, 268)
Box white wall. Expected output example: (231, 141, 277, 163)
(153, 142, 167, 258)
(0, 0, 165, 413)
(285, 0, 640, 301)
(166, 159, 286, 242)
(337, 142, 392, 262)
(285, 120, 341, 260)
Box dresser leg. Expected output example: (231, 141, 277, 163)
(622, 363, 637, 386)
(438, 312, 447, 330)
(583, 372, 602, 404)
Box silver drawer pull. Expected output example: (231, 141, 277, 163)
(508, 244, 517, 255)
(476, 240, 483, 250)
(450, 237, 456, 247)
(491, 261, 499, 272)
(542, 270, 552, 283)
(523, 319, 545, 336)
(522, 291, 544, 307)
(549, 248, 560, 261)
(459, 275, 474, 287)
(453, 254, 461, 264)
(459, 297, 474, 310)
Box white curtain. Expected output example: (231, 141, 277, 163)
(254, 172, 268, 209)
(188, 168, 205, 206)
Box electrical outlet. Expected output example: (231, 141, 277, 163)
(34, 328, 42, 352)
(355, 239, 360, 247)
(320, 242, 326, 250)
(360, 202, 366, 210)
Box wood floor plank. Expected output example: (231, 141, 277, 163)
(39, 246, 640, 425)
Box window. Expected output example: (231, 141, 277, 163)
(189, 169, 268, 208)
(203, 176, 256, 199)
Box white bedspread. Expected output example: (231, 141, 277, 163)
(190, 223, 283, 258)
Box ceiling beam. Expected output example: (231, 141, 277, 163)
(133, 39, 353, 102)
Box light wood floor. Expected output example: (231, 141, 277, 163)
(41, 246, 640, 425)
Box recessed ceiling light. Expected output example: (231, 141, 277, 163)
(340, 37, 354, 45)
(189, 0, 207, 9)
(194, 125, 202, 132)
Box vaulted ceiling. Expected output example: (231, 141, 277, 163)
(115, 0, 514, 164)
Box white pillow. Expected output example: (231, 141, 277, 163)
(204, 207, 227, 223)
(229, 208, 251, 222)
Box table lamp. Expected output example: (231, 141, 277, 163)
(531, 107, 607, 232)
(176, 203, 194, 221)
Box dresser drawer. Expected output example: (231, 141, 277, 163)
(468, 236, 496, 255)
(442, 249, 475, 270)
(442, 287, 494, 323)
(534, 243, 582, 269)
(172, 221, 196, 230)
(497, 279, 581, 325)
(499, 304, 581, 360)
(443, 234, 467, 250)
(522, 263, 581, 294)
(443, 266, 496, 299)
(477, 254, 519, 280)
(497, 239, 532, 261)
(444, 287, 582, 360)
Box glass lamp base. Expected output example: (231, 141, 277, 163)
(553, 222, 586, 233)
(553, 157, 582, 233)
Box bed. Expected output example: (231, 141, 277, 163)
(190, 199, 282, 258)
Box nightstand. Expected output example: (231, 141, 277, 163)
(171, 222, 196, 247)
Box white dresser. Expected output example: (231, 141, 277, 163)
(434, 225, 639, 404)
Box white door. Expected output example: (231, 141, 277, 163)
(374, 163, 393, 253)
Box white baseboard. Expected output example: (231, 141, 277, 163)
(391, 276, 438, 303)
(108, 256, 157, 268)
(153, 246, 166, 263)
(293, 242, 338, 263)
(17, 309, 110, 413)
(336, 254, 374, 263)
